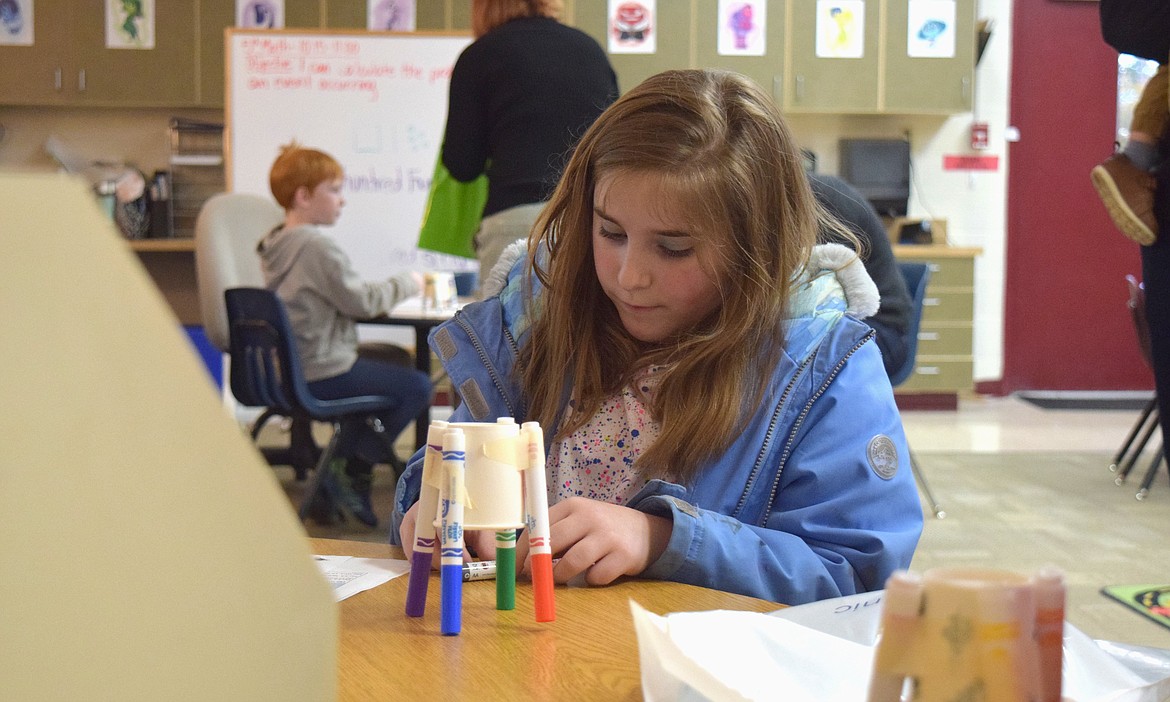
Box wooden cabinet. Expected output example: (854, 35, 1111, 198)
(893, 245, 981, 394)
(0, 1, 199, 107)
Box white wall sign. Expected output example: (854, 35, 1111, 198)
(236, 0, 284, 29)
(608, 0, 656, 54)
(0, 0, 33, 46)
(105, 0, 154, 50)
(815, 0, 864, 59)
(368, 0, 415, 31)
(717, 0, 766, 57)
(907, 0, 956, 58)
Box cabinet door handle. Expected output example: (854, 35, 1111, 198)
(961, 76, 970, 103)
(78, 69, 86, 92)
(916, 366, 941, 376)
(923, 297, 941, 306)
(795, 75, 805, 100)
(54, 68, 62, 91)
(918, 331, 940, 341)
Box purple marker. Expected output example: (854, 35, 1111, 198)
(439, 428, 466, 636)
(404, 421, 447, 618)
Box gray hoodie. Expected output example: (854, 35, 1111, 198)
(257, 223, 419, 381)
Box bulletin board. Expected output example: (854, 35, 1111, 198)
(225, 29, 475, 282)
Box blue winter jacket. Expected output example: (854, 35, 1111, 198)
(391, 243, 923, 605)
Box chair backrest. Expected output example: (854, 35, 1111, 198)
(224, 287, 312, 417)
(195, 193, 284, 351)
(1126, 274, 1153, 369)
(888, 261, 932, 387)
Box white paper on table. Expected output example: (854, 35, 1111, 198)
(631, 591, 1170, 702)
(313, 555, 410, 602)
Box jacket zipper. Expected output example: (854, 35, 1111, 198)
(757, 329, 875, 526)
(453, 310, 521, 419)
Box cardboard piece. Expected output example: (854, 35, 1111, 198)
(0, 173, 335, 701)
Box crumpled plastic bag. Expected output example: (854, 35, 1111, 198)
(632, 591, 1170, 702)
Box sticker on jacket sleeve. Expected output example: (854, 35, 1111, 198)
(867, 435, 898, 480)
(459, 378, 489, 421)
(433, 327, 457, 362)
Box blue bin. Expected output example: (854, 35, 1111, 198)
(184, 325, 223, 389)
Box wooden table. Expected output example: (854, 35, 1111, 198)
(311, 538, 781, 701)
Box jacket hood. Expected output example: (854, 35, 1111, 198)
(256, 224, 312, 289)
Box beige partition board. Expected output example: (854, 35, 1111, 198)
(0, 173, 335, 701)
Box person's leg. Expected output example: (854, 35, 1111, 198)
(1130, 63, 1168, 160)
(1091, 64, 1165, 245)
(308, 359, 432, 526)
(1143, 128, 1170, 466)
(474, 202, 545, 289)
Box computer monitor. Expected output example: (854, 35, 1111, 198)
(838, 138, 911, 218)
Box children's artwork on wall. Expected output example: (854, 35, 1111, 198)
(815, 0, 864, 59)
(608, 0, 655, 55)
(907, 0, 956, 58)
(717, 0, 766, 57)
(237, 0, 284, 29)
(369, 0, 415, 31)
(105, 0, 154, 50)
(0, 0, 33, 46)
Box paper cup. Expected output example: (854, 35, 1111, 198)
(423, 271, 458, 311)
(444, 419, 525, 531)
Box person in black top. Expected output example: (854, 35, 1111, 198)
(441, 0, 619, 288)
(809, 172, 914, 378)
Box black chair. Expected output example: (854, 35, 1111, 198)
(1110, 275, 1166, 500)
(891, 261, 945, 518)
(195, 193, 321, 480)
(224, 287, 406, 519)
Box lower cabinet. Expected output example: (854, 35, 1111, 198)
(893, 245, 981, 394)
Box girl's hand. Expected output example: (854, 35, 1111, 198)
(399, 501, 495, 569)
(516, 497, 672, 586)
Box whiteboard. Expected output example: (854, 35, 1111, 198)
(226, 29, 476, 284)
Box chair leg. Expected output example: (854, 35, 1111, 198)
(297, 424, 343, 521)
(366, 416, 407, 483)
(909, 450, 945, 519)
(257, 415, 321, 481)
(1116, 409, 1160, 484)
(1110, 397, 1157, 472)
(1136, 443, 1165, 501)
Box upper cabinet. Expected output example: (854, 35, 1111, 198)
(0, 1, 472, 110)
(694, 0, 787, 105)
(882, 0, 975, 113)
(785, 0, 882, 112)
(0, 1, 199, 107)
(572, 0, 976, 115)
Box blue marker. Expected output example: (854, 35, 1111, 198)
(439, 429, 466, 636)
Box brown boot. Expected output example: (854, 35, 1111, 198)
(1091, 153, 1158, 246)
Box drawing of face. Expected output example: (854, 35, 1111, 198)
(0, 0, 23, 36)
(592, 171, 723, 344)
